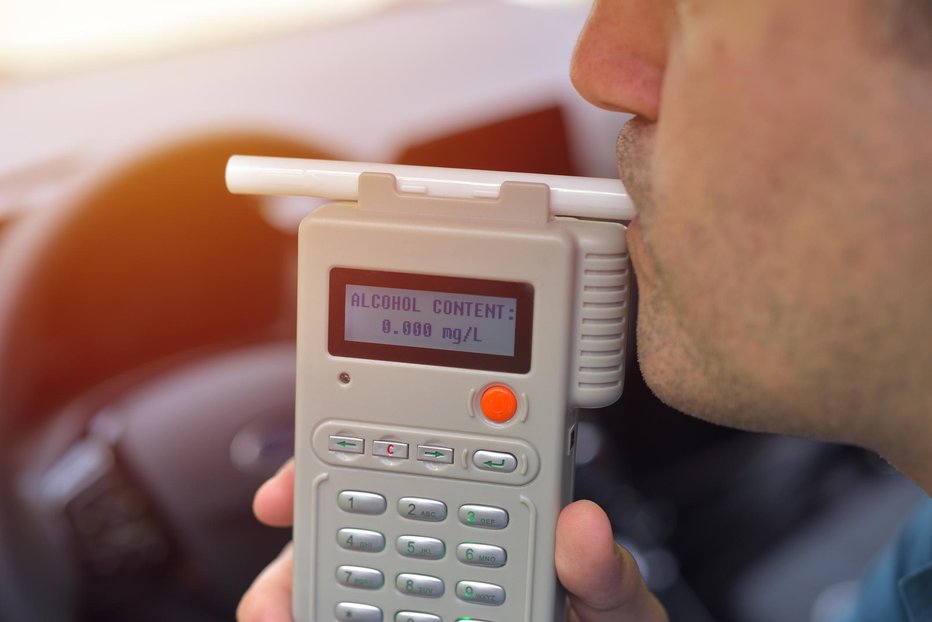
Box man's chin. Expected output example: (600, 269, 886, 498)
(637, 328, 820, 441)
(634, 291, 709, 416)
(635, 294, 776, 434)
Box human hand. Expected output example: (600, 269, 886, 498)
(556, 500, 668, 622)
(236, 459, 668, 622)
(236, 459, 296, 622)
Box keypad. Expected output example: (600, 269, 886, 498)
(315, 421, 541, 488)
(333, 492, 508, 619)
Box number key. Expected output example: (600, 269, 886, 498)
(398, 497, 447, 522)
(456, 543, 506, 567)
(456, 580, 505, 606)
(337, 528, 385, 552)
(396, 573, 444, 598)
(397, 536, 445, 560)
(458, 504, 508, 529)
(338, 491, 387, 515)
(336, 565, 384, 590)
(336, 602, 382, 622)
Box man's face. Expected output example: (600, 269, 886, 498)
(573, 0, 932, 450)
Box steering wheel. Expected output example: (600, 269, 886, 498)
(0, 134, 330, 621)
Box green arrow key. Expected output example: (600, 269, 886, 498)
(418, 445, 453, 463)
(483, 460, 506, 469)
(329, 435, 364, 454)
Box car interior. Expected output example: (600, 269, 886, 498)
(0, 1, 926, 621)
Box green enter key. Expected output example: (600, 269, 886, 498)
(472, 450, 517, 473)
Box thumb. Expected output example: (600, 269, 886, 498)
(253, 458, 295, 527)
(556, 500, 668, 622)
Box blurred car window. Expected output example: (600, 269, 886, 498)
(0, 0, 586, 79)
(0, 0, 448, 78)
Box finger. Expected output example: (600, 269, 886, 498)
(556, 500, 668, 622)
(254, 458, 295, 527)
(236, 542, 294, 622)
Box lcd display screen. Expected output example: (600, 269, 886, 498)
(329, 268, 533, 373)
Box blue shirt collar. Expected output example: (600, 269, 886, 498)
(900, 560, 932, 621)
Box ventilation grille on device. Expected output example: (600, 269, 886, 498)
(575, 251, 629, 408)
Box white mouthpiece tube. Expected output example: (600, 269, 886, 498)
(226, 156, 636, 222)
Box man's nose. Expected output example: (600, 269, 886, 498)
(571, 0, 673, 121)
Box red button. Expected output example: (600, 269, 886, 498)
(480, 385, 518, 423)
